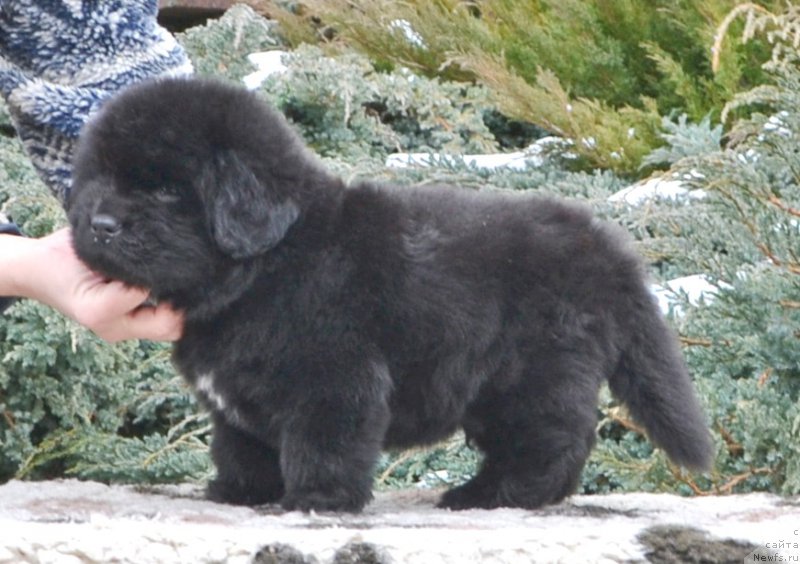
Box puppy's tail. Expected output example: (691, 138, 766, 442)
(608, 295, 714, 472)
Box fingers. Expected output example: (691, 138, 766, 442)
(73, 279, 183, 342)
(19, 228, 184, 342)
(123, 302, 184, 342)
(99, 280, 152, 313)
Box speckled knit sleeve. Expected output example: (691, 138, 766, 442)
(0, 0, 193, 205)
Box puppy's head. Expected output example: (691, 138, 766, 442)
(68, 77, 304, 300)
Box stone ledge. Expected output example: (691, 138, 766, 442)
(0, 480, 797, 563)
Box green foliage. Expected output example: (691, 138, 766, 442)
(178, 4, 284, 81)
(624, 60, 800, 495)
(258, 45, 499, 160)
(0, 118, 43, 214)
(0, 100, 9, 127)
(257, 0, 780, 174)
(375, 434, 480, 491)
(178, 7, 503, 163)
(0, 298, 209, 483)
(63, 412, 212, 484)
(642, 114, 724, 169)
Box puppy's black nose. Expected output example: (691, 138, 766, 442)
(90, 214, 122, 243)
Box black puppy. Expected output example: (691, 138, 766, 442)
(68, 77, 713, 512)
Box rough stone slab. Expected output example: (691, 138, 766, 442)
(0, 480, 797, 563)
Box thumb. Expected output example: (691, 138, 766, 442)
(70, 280, 151, 341)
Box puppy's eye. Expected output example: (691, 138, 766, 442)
(155, 185, 181, 203)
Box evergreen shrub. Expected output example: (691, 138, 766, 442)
(2, 2, 800, 501)
(255, 0, 781, 173)
(257, 45, 499, 160)
(665, 61, 800, 495)
(179, 4, 283, 82)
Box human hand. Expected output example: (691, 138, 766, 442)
(5, 228, 183, 342)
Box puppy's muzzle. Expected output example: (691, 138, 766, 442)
(91, 213, 122, 245)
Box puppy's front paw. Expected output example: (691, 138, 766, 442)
(206, 477, 283, 506)
(280, 489, 370, 513)
(437, 482, 499, 510)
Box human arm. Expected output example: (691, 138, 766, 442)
(0, 228, 183, 342)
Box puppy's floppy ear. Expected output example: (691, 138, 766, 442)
(201, 150, 299, 259)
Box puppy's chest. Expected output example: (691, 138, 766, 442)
(191, 371, 247, 427)
(187, 370, 272, 434)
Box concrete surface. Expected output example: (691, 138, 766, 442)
(0, 480, 798, 563)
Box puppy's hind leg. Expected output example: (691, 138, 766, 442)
(206, 413, 285, 506)
(440, 355, 601, 510)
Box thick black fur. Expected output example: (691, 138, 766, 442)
(68, 77, 713, 513)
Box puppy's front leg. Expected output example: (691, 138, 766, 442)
(279, 361, 391, 513)
(206, 412, 285, 506)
